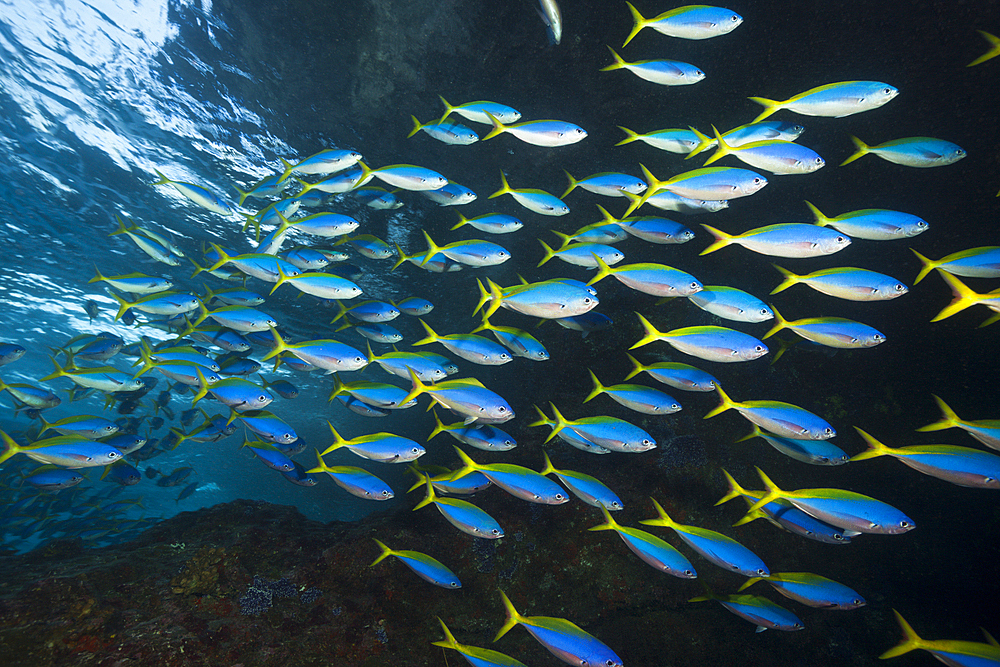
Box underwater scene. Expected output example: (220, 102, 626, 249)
(0, 0, 999, 664)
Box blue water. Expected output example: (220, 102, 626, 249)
(0, 0, 998, 653)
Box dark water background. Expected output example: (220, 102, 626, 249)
(0, 0, 999, 663)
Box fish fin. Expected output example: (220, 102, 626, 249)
(536, 239, 556, 267)
(703, 385, 736, 419)
(879, 610, 925, 659)
(432, 617, 459, 649)
(746, 468, 782, 513)
(850, 426, 891, 461)
(599, 45, 628, 71)
(622, 1, 646, 47)
(369, 538, 393, 567)
(493, 590, 523, 642)
(702, 125, 731, 166)
(615, 126, 640, 146)
(588, 504, 620, 532)
(909, 248, 937, 285)
(769, 265, 800, 295)
(407, 115, 423, 139)
(747, 96, 782, 124)
(738, 578, 763, 593)
(411, 473, 437, 510)
(967, 30, 1000, 67)
(699, 224, 732, 255)
(982, 627, 999, 647)
(560, 170, 578, 199)
(803, 200, 831, 227)
(437, 95, 454, 123)
(0, 430, 22, 466)
(915, 395, 959, 432)
(685, 126, 713, 160)
(623, 352, 644, 380)
(482, 112, 506, 142)
(762, 305, 787, 340)
(839, 136, 870, 166)
(583, 369, 604, 403)
(931, 270, 983, 321)
(151, 168, 171, 186)
(715, 469, 748, 506)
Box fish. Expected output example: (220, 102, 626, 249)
(737, 424, 848, 465)
(411, 472, 504, 538)
(191, 372, 273, 412)
(414, 320, 512, 366)
(535, 402, 656, 453)
(370, 539, 460, 589)
(322, 423, 425, 463)
(562, 171, 646, 199)
(420, 182, 478, 206)
(394, 296, 434, 316)
(0, 344, 26, 367)
(615, 126, 700, 153)
(805, 200, 928, 240)
(278, 149, 363, 180)
(764, 307, 886, 349)
(538, 235, 623, 269)
(407, 115, 479, 145)
(537, 0, 562, 44)
(623, 353, 718, 392)
(928, 271, 1000, 322)
(589, 505, 695, 577)
(631, 314, 768, 363)
(437, 96, 521, 125)
(24, 468, 85, 491)
(622, 2, 743, 44)
(584, 369, 681, 414)
(703, 125, 825, 175)
(0, 430, 123, 468)
(639, 497, 770, 577)
(840, 136, 966, 168)
(747, 468, 915, 535)
(355, 162, 449, 191)
(40, 358, 145, 394)
(428, 410, 517, 452)
(627, 165, 766, 213)
(365, 344, 448, 383)
(489, 172, 570, 215)
(851, 427, 1000, 489)
(706, 385, 835, 440)
(687, 285, 773, 322)
(152, 169, 235, 215)
(494, 590, 623, 667)
(600, 46, 704, 86)
(748, 81, 898, 123)
(701, 223, 851, 257)
(688, 585, 804, 632)
(232, 172, 288, 206)
(540, 451, 623, 510)
(879, 609, 1000, 663)
(625, 190, 729, 215)
(432, 618, 529, 667)
(610, 214, 694, 245)
(472, 314, 550, 361)
(475, 278, 598, 320)
(686, 121, 806, 158)
(589, 257, 702, 297)
(419, 231, 511, 268)
(917, 395, 1000, 451)
(771, 265, 908, 301)
(328, 376, 417, 410)
(306, 450, 394, 500)
(88, 268, 173, 295)
(36, 414, 119, 440)
(402, 370, 513, 425)
(483, 114, 587, 148)
(261, 327, 367, 374)
(269, 267, 363, 300)
(109, 215, 182, 266)
(450, 211, 523, 235)
(911, 246, 1000, 285)
(449, 446, 569, 505)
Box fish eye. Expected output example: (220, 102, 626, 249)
(491, 528, 500, 535)
(557, 132, 564, 137)
(833, 533, 844, 540)
(730, 14, 739, 20)
(899, 520, 911, 528)
(498, 406, 507, 412)
(756, 568, 767, 575)
(755, 345, 765, 352)
(814, 158, 823, 164)
(793, 623, 803, 629)
(684, 569, 694, 576)
(824, 427, 834, 435)
(759, 309, 769, 315)
(883, 87, 892, 94)
(853, 598, 863, 605)
(612, 502, 622, 509)
(874, 334, 884, 340)
(753, 178, 762, 184)
(381, 490, 390, 496)
(690, 282, 699, 290)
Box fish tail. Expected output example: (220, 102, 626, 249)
(537, 239, 556, 267)
(493, 590, 523, 642)
(431, 617, 459, 649)
(623, 164, 657, 216)
(278, 157, 296, 184)
(702, 125, 732, 165)
(407, 115, 424, 139)
(401, 368, 427, 407)
(482, 112, 506, 142)
(769, 264, 800, 294)
(390, 243, 410, 271)
(734, 424, 764, 443)
(0, 429, 23, 466)
(304, 448, 328, 475)
(484, 279, 504, 320)
(411, 472, 438, 510)
(452, 444, 478, 472)
(109, 213, 131, 237)
(762, 305, 788, 339)
(488, 170, 510, 199)
(189, 367, 211, 405)
(413, 318, 438, 346)
(930, 271, 982, 322)
(232, 183, 252, 207)
(586, 254, 614, 289)
(685, 126, 713, 160)
(329, 300, 349, 324)
(369, 538, 394, 567)
(737, 578, 764, 593)
(205, 242, 232, 273)
(622, 353, 644, 381)
(132, 340, 158, 379)
(437, 95, 454, 123)
(470, 311, 492, 334)
(732, 509, 765, 527)
(419, 230, 441, 268)
(473, 279, 490, 317)
(622, 1, 646, 47)
(699, 224, 732, 255)
(850, 427, 892, 461)
(879, 610, 927, 659)
(560, 170, 578, 199)
(909, 248, 938, 285)
(545, 402, 569, 443)
(615, 126, 641, 146)
(916, 395, 960, 432)
(88, 265, 106, 284)
(600, 45, 628, 72)
(108, 291, 133, 322)
(704, 385, 736, 419)
(803, 200, 831, 226)
(588, 504, 620, 532)
(746, 467, 782, 514)
(449, 212, 469, 231)
(269, 265, 291, 296)
(583, 369, 605, 403)
(527, 404, 551, 429)
(39, 355, 67, 382)
(645, 497, 675, 527)
(747, 96, 782, 124)
(427, 410, 447, 441)
(968, 30, 1000, 67)
(715, 469, 748, 506)
(538, 450, 557, 477)
(151, 168, 171, 186)
(839, 136, 870, 166)
(322, 421, 348, 455)
(629, 312, 664, 350)
(259, 325, 289, 363)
